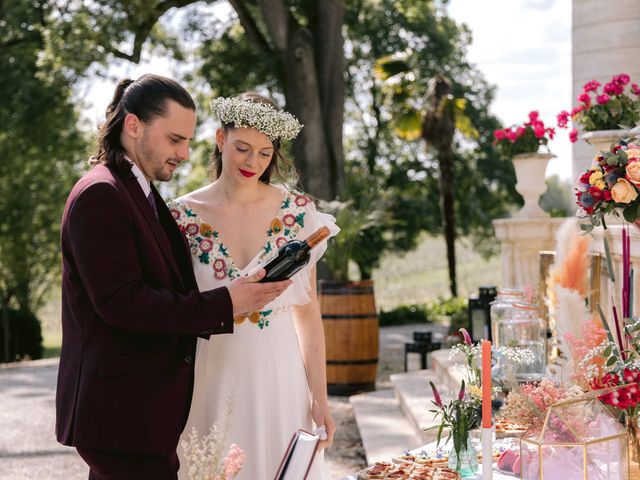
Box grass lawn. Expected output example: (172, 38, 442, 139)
(38, 234, 502, 356)
(372, 234, 502, 310)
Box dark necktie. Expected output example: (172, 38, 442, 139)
(147, 191, 159, 219)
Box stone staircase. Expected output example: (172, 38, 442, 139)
(350, 349, 465, 464)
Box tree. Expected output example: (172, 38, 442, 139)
(341, 0, 520, 283)
(0, 0, 88, 360)
(54, 0, 346, 201)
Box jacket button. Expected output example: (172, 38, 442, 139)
(184, 355, 193, 364)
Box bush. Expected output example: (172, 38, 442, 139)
(379, 297, 467, 327)
(379, 304, 431, 326)
(0, 309, 43, 362)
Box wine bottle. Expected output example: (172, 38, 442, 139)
(259, 226, 331, 282)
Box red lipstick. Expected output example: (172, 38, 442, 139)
(239, 169, 256, 177)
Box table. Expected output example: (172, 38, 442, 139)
(340, 440, 516, 480)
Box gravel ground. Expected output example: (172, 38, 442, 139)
(0, 323, 444, 479)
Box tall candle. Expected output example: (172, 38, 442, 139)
(482, 340, 492, 428)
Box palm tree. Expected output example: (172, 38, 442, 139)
(375, 54, 478, 296)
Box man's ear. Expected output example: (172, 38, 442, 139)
(123, 113, 142, 139)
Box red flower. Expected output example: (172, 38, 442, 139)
(294, 195, 309, 207)
(596, 94, 610, 105)
(570, 128, 578, 143)
(580, 171, 592, 184)
(570, 105, 585, 117)
(170, 208, 181, 220)
(282, 214, 296, 227)
(213, 259, 226, 272)
(604, 190, 612, 201)
(604, 81, 624, 96)
(632, 83, 640, 95)
(275, 236, 287, 248)
(185, 223, 199, 236)
(199, 238, 213, 253)
(515, 126, 526, 138)
(533, 124, 546, 139)
(557, 110, 570, 128)
(547, 127, 555, 140)
(459, 328, 472, 346)
(493, 129, 506, 141)
(528, 111, 540, 122)
(578, 93, 591, 105)
(214, 270, 227, 280)
(589, 186, 604, 202)
(458, 380, 466, 401)
(614, 73, 630, 86)
(506, 129, 517, 142)
(430, 381, 443, 408)
(583, 80, 601, 92)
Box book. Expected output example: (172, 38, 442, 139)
(274, 429, 320, 480)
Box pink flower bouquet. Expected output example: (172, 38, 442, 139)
(557, 73, 640, 143)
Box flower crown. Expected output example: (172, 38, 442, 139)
(210, 97, 303, 142)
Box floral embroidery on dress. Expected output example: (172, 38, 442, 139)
(234, 310, 269, 329)
(168, 201, 239, 279)
(169, 190, 313, 329)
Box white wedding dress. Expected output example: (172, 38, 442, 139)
(169, 187, 338, 480)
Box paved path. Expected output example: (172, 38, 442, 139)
(0, 359, 88, 480)
(0, 323, 446, 479)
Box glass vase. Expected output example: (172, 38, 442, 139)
(627, 414, 640, 464)
(448, 436, 478, 478)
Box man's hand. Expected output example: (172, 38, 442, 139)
(226, 269, 292, 316)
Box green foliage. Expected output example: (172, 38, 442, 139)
(318, 199, 382, 282)
(0, 309, 43, 361)
(0, 0, 88, 360)
(379, 305, 432, 326)
(379, 297, 467, 327)
(539, 175, 576, 218)
(576, 95, 640, 132)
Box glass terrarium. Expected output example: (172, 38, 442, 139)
(520, 390, 629, 480)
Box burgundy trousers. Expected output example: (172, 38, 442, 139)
(76, 446, 179, 480)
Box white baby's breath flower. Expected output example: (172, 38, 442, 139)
(210, 97, 303, 142)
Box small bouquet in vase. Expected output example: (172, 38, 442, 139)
(575, 134, 640, 230)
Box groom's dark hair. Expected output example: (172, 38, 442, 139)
(89, 74, 196, 172)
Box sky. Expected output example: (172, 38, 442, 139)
(77, 0, 573, 179)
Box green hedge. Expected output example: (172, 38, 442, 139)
(0, 309, 43, 362)
(379, 297, 467, 327)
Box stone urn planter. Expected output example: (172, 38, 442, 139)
(582, 128, 634, 153)
(512, 152, 555, 218)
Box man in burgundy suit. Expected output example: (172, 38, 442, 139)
(55, 74, 291, 480)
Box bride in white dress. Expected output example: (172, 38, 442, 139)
(170, 93, 338, 480)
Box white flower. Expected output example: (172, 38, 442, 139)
(210, 97, 303, 142)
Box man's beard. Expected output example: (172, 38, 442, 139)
(141, 134, 173, 182)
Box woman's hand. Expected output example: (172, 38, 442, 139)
(311, 399, 335, 450)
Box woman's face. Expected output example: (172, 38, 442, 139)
(216, 127, 274, 183)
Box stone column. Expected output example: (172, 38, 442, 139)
(572, 0, 640, 176)
(493, 218, 567, 289)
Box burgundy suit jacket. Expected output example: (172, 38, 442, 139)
(55, 163, 233, 456)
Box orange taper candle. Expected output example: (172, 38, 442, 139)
(481, 339, 492, 428)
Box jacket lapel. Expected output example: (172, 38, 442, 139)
(119, 171, 187, 289)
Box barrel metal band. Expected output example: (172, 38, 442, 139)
(326, 358, 378, 365)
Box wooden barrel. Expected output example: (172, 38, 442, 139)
(319, 280, 379, 396)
